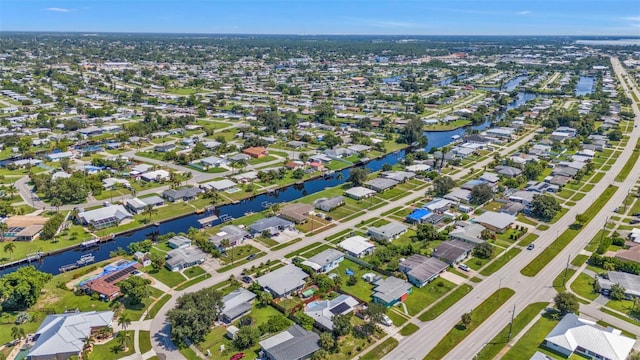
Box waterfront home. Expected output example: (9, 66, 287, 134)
(162, 187, 202, 202)
(168, 235, 192, 249)
(124, 196, 164, 214)
(313, 196, 345, 212)
(344, 186, 376, 200)
(364, 178, 399, 192)
(209, 225, 250, 250)
(278, 203, 314, 224)
(249, 216, 294, 236)
(77, 205, 133, 229)
(165, 246, 207, 271)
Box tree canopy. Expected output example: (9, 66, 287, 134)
(531, 194, 561, 221)
(0, 266, 52, 310)
(167, 288, 224, 346)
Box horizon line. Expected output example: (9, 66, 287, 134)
(2, 30, 640, 38)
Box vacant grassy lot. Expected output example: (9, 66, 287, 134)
(404, 279, 455, 315)
(480, 247, 521, 276)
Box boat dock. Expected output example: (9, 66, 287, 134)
(59, 253, 95, 273)
(197, 215, 219, 227)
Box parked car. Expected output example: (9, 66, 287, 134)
(241, 275, 253, 284)
(631, 219, 640, 225)
(527, 243, 535, 250)
(632, 212, 640, 217)
(230, 353, 245, 360)
(458, 264, 470, 272)
(246, 254, 257, 260)
(379, 314, 393, 326)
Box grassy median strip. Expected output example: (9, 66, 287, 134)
(521, 186, 618, 277)
(146, 294, 171, 320)
(361, 337, 399, 360)
(423, 288, 515, 360)
(475, 302, 548, 360)
(419, 284, 473, 321)
(139, 330, 152, 354)
(600, 307, 640, 327)
(615, 139, 640, 182)
(480, 248, 521, 276)
(399, 323, 419, 336)
(175, 273, 212, 291)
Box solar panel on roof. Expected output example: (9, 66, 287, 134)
(103, 266, 137, 283)
(330, 302, 350, 315)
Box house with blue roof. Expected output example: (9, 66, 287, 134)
(406, 208, 432, 224)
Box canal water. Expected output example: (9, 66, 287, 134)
(575, 76, 595, 96)
(1, 91, 543, 276)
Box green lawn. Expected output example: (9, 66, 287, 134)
(475, 302, 548, 360)
(501, 314, 559, 360)
(423, 288, 515, 360)
(570, 273, 599, 300)
(360, 337, 399, 360)
(175, 273, 212, 291)
(571, 254, 589, 267)
(88, 331, 135, 360)
(479, 248, 522, 276)
(552, 269, 576, 289)
(418, 284, 473, 321)
(145, 267, 186, 288)
(517, 233, 539, 247)
(183, 266, 206, 278)
(285, 241, 324, 259)
(329, 259, 377, 302)
(146, 294, 171, 320)
(386, 309, 408, 326)
(399, 323, 420, 336)
(139, 330, 152, 354)
(404, 279, 456, 315)
(615, 141, 639, 181)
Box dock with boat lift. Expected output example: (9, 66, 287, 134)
(197, 215, 219, 227)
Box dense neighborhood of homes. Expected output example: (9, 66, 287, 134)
(1, 34, 640, 360)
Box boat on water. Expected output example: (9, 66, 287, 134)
(59, 253, 95, 272)
(80, 239, 99, 248)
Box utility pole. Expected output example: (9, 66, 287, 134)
(600, 216, 609, 243)
(508, 303, 516, 340)
(561, 254, 571, 287)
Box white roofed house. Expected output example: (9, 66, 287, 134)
(338, 235, 375, 258)
(301, 248, 344, 273)
(27, 310, 114, 360)
(368, 221, 408, 242)
(256, 264, 308, 298)
(473, 211, 516, 233)
(344, 186, 376, 200)
(140, 169, 170, 182)
(543, 313, 634, 360)
(209, 225, 250, 250)
(165, 246, 207, 271)
(77, 205, 133, 229)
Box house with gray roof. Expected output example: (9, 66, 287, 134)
(256, 264, 308, 298)
(495, 165, 522, 178)
(209, 225, 250, 249)
(304, 294, 359, 331)
(433, 240, 475, 264)
(368, 221, 408, 242)
(249, 216, 294, 236)
(301, 249, 344, 273)
(165, 247, 207, 271)
(449, 223, 486, 245)
(168, 235, 191, 249)
(313, 196, 345, 212)
(344, 186, 376, 200)
(372, 276, 413, 308)
(364, 178, 399, 192)
(162, 187, 202, 202)
(543, 313, 634, 360)
(597, 271, 640, 299)
(220, 288, 256, 323)
(474, 211, 516, 233)
(27, 310, 113, 360)
(399, 254, 448, 287)
(200, 179, 237, 192)
(259, 324, 320, 360)
(381, 171, 416, 183)
(338, 235, 375, 258)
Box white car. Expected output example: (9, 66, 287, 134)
(380, 314, 393, 326)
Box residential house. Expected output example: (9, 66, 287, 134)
(543, 313, 634, 360)
(27, 311, 114, 360)
(398, 254, 448, 288)
(313, 196, 345, 212)
(444, 188, 472, 203)
(364, 178, 399, 192)
(495, 165, 522, 178)
(344, 186, 376, 200)
(473, 211, 516, 233)
(256, 264, 308, 298)
(381, 171, 416, 183)
(279, 203, 314, 224)
(140, 169, 170, 182)
(597, 271, 640, 299)
(406, 208, 433, 224)
(432, 240, 475, 264)
(449, 223, 486, 245)
(46, 151, 74, 162)
(301, 249, 344, 273)
(13, 225, 44, 241)
(242, 146, 268, 158)
(162, 187, 202, 202)
(372, 276, 413, 307)
(83, 261, 142, 300)
(168, 235, 192, 249)
(124, 196, 164, 214)
(209, 225, 250, 250)
(259, 325, 320, 360)
(77, 205, 133, 229)
(368, 222, 408, 242)
(220, 288, 256, 323)
(249, 217, 294, 236)
(201, 179, 237, 192)
(165, 247, 207, 271)
(338, 236, 375, 258)
(304, 294, 358, 331)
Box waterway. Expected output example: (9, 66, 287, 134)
(1, 91, 544, 276)
(575, 76, 595, 96)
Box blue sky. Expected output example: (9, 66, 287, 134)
(2, 0, 640, 35)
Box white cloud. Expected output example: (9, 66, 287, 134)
(517, 11, 530, 15)
(45, 7, 70, 13)
(623, 16, 640, 22)
(372, 21, 418, 28)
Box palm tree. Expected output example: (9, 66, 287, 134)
(143, 204, 157, 221)
(11, 326, 25, 340)
(115, 331, 129, 351)
(110, 301, 125, 318)
(4, 242, 16, 260)
(0, 222, 7, 242)
(83, 335, 95, 351)
(117, 314, 131, 331)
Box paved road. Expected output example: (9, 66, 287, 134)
(150, 129, 540, 359)
(384, 57, 640, 360)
